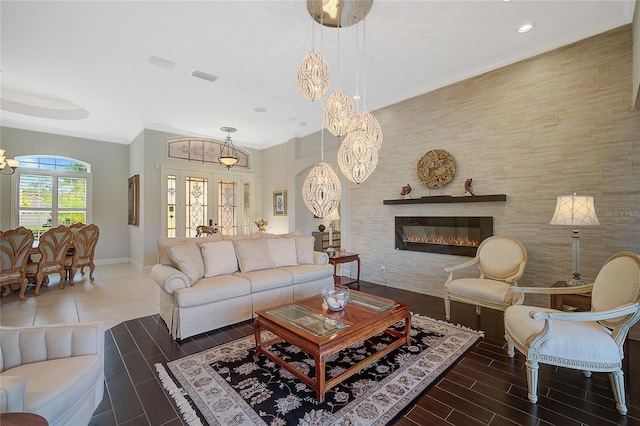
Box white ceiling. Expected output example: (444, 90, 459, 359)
(0, 1, 635, 150)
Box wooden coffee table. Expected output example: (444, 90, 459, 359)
(253, 291, 411, 402)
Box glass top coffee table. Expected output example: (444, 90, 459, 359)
(253, 290, 411, 402)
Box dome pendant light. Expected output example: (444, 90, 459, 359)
(302, 162, 342, 218)
(218, 127, 239, 169)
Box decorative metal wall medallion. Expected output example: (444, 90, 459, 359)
(417, 149, 456, 189)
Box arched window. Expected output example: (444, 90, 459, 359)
(14, 155, 92, 241)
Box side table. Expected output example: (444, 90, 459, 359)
(328, 252, 360, 289)
(550, 280, 591, 311)
(0, 412, 48, 426)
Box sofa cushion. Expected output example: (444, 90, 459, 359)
(157, 235, 222, 266)
(233, 239, 275, 272)
(293, 236, 315, 264)
(174, 275, 251, 307)
(2, 354, 102, 422)
(167, 243, 204, 285)
(222, 233, 262, 241)
(280, 264, 334, 284)
(200, 240, 238, 277)
(234, 268, 293, 292)
(266, 238, 298, 268)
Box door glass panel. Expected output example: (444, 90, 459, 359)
(167, 175, 176, 237)
(218, 180, 237, 236)
(186, 176, 208, 237)
(243, 182, 251, 235)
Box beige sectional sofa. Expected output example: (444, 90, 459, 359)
(151, 232, 334, 339)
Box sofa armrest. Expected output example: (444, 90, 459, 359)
(151, 264, 190, 294)
(0, 376, 26, 413)
(314, 251, 329, 265)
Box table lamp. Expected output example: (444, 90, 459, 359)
(550, 194, 600, 286)
(326, 208, 340, 257)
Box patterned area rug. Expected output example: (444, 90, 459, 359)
(156, 314, 482, 426)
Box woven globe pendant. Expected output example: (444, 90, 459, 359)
(302, 162, 342, 218)
(323, 90, 356, 136)
(338, 129, 378, 185)
(296, 51, 331, 101)
(350, 111, 383, 150)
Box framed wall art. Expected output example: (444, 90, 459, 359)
(273, 190, 287, 216)
(128, 174, 140, 226)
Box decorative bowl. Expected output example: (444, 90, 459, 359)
(322, 286, 350, 311)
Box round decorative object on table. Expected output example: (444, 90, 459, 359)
(318, 224, 326, 232)
(417, 149, 456, 189)
(322, 286, 350, 311)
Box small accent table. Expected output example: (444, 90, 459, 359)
(0, 413, 48, 426)
(328, 252, 360, 289)
(550, 280, 591, 311)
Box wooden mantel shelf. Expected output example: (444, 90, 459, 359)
(383, 194, 507, 205)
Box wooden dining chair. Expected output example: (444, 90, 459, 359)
(63, 224, 99, 286)
(25, 225, 72, 295)
(0, 227, 35, 300)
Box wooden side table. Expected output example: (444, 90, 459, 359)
(0, 412, 48, 426)
(550, 280, 591, 311)
(328, 252, 360, 289)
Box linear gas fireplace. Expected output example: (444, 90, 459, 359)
(395, 216, 493, 257)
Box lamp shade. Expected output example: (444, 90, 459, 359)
(326, 208, 340, 221)
(550, 194, 600, 226)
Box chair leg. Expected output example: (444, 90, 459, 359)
(0, 284, 10, 298)
(507, 340, 515, 357)
(35, 274, 44, 296)
(610, 370, 628, 415)
(583, 370, 592, 378)
(525, 360, 539, 403)
(444, 297, 451, 321)
(19, 278, 28, 301)
(476, 305, 482, 316)
(89, 264, 95, 281)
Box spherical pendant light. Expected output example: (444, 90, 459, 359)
(296, 51, 331, 101)
(302, 162, 342, 218)
(350, 111, 383, 150)
(338, 129, 378, 185)
(323, 90, 356, 136)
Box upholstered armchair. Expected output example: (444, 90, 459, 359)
(0, 227, 34, 301)
(25, 225, 72, 296)
(443, 235, 528, 320)
(504, 252, 640, 415)
(0, 322, 105, 425)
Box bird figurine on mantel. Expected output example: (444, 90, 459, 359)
(400, 183, 412, 196)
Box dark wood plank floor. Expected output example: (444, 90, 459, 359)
(90, 282, 640, 425)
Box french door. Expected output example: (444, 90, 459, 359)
(161, 166, 253, 238)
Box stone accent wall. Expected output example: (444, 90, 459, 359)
(350, 25, 640, 335)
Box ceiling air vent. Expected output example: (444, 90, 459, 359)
(190, 69, 218, 83)
(148, 55, 176, 69)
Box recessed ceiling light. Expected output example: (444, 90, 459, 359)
(518, 23, 535, 34)
(300, 122, 307, 126)
(254, 107, 267, 113)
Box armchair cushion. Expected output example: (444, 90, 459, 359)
(446, 278, 511, 305)
(167, 243, 204, 285)
(200, 240, 238, 277)
(504, 305, 620, 364)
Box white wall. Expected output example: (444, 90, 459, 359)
(0, 127, 129, 264)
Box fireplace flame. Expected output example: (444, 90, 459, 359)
(404, 235, 479, 247)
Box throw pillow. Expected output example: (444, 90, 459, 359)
(167, 243, 204, 285)
(233, 239, 275, 272)
(222, 233, 261, 241)
(266, 238, 298, 267)
(200, 240, 238, 277)
(293, 236, 315, 264)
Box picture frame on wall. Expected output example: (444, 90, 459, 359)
(128, 175, 139, 226)
(273, 190, 287, 216)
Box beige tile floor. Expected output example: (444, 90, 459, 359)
(0, 263, 159, 330)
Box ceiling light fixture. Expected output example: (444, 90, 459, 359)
(297, 0, 331, 101)
(518, 23, 535, 33)
(218, 127, 239, 169)
(0, 149, 19, 175)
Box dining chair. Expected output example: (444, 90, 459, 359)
(504, 252, 640, 414)
(443, 235, 528, 320)
(0, 227, 35, 301)
(63, 224, 99, 286)
(25, 225, 72, 295)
